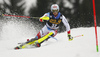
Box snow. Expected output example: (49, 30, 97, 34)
(0, 20, 100, 57)
(1, 18, 36, 40)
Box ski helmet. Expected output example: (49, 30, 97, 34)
(51, 4, 59, 12)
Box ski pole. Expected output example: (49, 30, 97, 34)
(73, 34, 84, 38)
(2, 14, 40, 19)
(49, 36, 58, 41)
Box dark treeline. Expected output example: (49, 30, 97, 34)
(0, 0, 100, 32)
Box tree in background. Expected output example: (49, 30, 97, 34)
(95, 0, 100, 26)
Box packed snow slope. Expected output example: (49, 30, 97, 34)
(0, 18, 100, 57)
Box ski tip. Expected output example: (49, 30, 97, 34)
(15, 48, 19, 50)
(14, 46, 20, 50)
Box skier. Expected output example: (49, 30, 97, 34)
(31, 4, 73, 47)
(15, 4, 73, 49)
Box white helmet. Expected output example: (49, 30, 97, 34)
(51, 4, 59, 12)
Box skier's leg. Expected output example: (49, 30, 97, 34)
(35, 32, 41, 39)
(34, 26, 58, 47)
(35, 25, 48, 39)
(33, 25, 50, 47)
(38, 28, 58, 43)
(52, 30, 58, 37)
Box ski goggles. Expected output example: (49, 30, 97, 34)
(52, 10, 58, 13)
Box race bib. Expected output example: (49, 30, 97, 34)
(49, 19, 62, 24)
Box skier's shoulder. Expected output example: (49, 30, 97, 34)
(59, 13, 67, 19)
(58, 12, 64, 17)
(57, 12, 66, 19)
(57, 12, 67, 17)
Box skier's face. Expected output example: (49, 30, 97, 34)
(53, 12, 58, 16)
(52, 10, 58, 16)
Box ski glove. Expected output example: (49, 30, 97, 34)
(39, 19, 44, 22)
(39, 16, 49, 22)
(68, 34, 73, 41)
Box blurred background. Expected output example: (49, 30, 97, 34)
(0, 0, 100, 33)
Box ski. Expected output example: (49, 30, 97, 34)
(14, 32, 54, 50)
(14, 38, 38, 50)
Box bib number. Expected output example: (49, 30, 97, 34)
(49, 19, 61, 24)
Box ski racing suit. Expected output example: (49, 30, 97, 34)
(35, 12, 71, 40)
